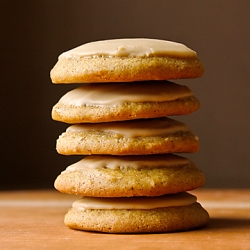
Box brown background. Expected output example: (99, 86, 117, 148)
(1, 0, 249, 190)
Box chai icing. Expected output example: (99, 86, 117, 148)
(59, 38, 197, 59)
(65, 117, 190, 138)
(72, 192, 197, 210)
(58, 81, 193, 106)
(63, 154, 191, 172)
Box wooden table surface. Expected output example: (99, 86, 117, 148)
(1, 189, 250, 250)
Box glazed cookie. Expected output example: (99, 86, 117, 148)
(52, 81, 200, 123)
(56, 117, 199, 155)
(64, 192, 209, 233)
(54, 154, 205, 197)
(50, 38, 204, 83)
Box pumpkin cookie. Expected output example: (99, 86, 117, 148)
(56, 117, 199, 155)
(64, 192, 209, 233)
(55, 154, 205, 197)
(50, 38, 204, 84)
(52, 81, 200, 123)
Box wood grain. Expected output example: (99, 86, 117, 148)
(1, 189, 250, 250)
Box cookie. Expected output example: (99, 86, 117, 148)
(52, 81, 200, 123)
(56, 117, 199, 155)
(64, 192, 209, 233)
(54, 154, 205, 197)
(50, 38, 204, 84)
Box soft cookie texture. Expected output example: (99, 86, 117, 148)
(52, 81, 200, 123)
(64, 202, 209, 233)
(54, 154, 205, 197)
(50, 39, 204, 84)
(56, 118, 199, 155)
(51, 38, 208, 234)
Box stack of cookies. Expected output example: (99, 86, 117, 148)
(50, 38, 209, 233)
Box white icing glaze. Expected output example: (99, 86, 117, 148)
(63, 154, 190, 172)
(72, 192, 197, 210)
(58, 81, 192, 106)
(65, 117, 189, 138)
(59, 38, 197, 59)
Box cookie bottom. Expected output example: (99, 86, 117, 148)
(51, 56, 204, 84)
(64, 202, 209, 233)
(57, 131, 199, 155)
(55, 166, 205, 197)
